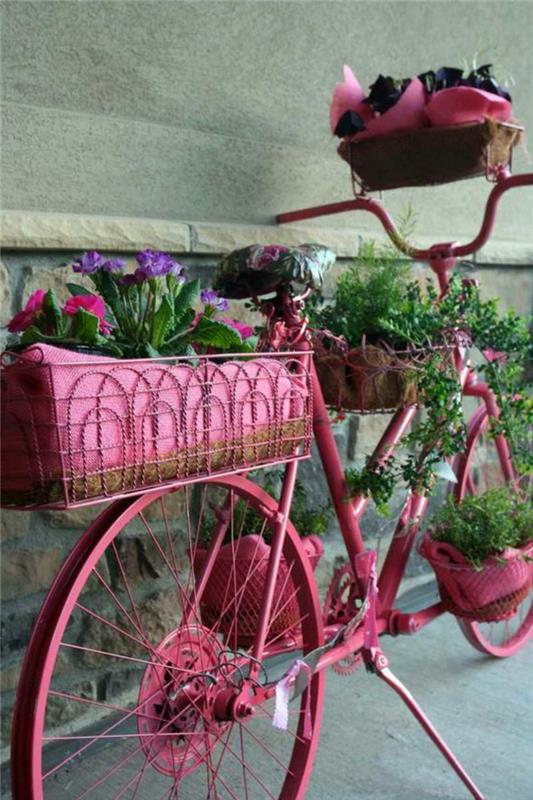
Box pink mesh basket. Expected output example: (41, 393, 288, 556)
(1, 344, 312, 510)
(421, 533, 533, 622)
(193, 534, 324, 647)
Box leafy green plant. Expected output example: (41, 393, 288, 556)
(309, 239, 412, 346)
(315, 246, 532, 511)
(200, 468, 333, 547)
(8, 250, 255, 358)
(428, 488, 532, 569)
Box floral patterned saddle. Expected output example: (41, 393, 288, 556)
(213, 243, 335, 298)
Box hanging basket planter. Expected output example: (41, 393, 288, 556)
(193, 534, 324, 647)
(312, 336, 442, 413)
(420, 533, 533, 622)
(338, 118, 523, 191)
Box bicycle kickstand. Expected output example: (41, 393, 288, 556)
(355, 551, 487, 800)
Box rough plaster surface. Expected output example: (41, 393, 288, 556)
(1, 1, 533, 242)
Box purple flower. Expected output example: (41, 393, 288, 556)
(201, 288, 230, 312)
(135, 249, 171, 278)
(72, 251, 105, 274)
(167, 260, 187, 281)
(102, 258, 125, 273)
(120, 273, 140, 287)
(133, 249, 187, 283)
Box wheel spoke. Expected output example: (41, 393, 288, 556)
(20, 480, 322, 799)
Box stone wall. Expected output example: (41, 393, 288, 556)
(1, 216, 532, 757)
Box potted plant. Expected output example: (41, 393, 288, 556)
(193, 471, 331, 645)
(310, 235, 423, 413)
(420, 489, 533, 621)
(3, 250, 303, 508)
(330, 62, 521, 190)
(310, 241, 532, 513)
(7, 249, 254, 357)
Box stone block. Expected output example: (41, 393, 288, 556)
(1, 509, 32, 541)
(44, 680, 97, 730)
(0, 211, 191, 253)
(1, 601, 41, 655)
(1, 546, 64, 601)
(41, 505, 104, 530)
(77, 584, 180, 666)
(23, 264, 71, 304)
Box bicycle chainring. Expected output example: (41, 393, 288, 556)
(323, 562, 364, 676)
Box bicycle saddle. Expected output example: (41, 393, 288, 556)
(213, 243, 336, 299)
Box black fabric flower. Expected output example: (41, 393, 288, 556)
(461, 64, 512, 101)
(418, 64, 511, 102)
(334, 110, 367, 137)
(363, 74, 411, 114)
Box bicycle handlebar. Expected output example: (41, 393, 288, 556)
(277, 172, 533, 261)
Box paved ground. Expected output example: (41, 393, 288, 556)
(308, 581, 533, 800)
(2, 580, 531, 799)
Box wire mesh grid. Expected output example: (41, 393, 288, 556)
(313, 332, 458, 414)
(1, 347, 313, 510)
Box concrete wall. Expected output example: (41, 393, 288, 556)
(2, 0, 533, 244)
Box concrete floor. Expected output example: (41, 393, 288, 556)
(309, 593, 533, 799)
(2, 581, 531, 799)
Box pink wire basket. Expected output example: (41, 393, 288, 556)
(420, 533, 533, 622)
(0, 344, 313, 510)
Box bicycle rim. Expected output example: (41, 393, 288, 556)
(11, 477, 324, 799)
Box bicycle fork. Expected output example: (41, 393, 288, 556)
(354, 550, 487, 800)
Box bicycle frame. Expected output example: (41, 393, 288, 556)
(258, 170, 532, 673)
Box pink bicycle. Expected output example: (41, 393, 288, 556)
(7, 171, 533, 800)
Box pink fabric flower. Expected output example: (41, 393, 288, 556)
(8, 290, 46, 333)
(329, 65, 367, 134)
(222, 318, 254, 340)
(63, 294, 112, 334)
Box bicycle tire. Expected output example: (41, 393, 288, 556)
(452, 406, 532, 657)
(11, 476, 325, 799)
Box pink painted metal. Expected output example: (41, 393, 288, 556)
(8, 170, 533, 799)
(1, 345, 313, 509)
(11, 476, 326, 799)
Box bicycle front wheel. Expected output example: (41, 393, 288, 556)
(452, 406, 532, 657)
(12, 476, 324, 799)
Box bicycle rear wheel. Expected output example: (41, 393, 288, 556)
(452, 406, 532, 657)
(11, 476, 324, 799)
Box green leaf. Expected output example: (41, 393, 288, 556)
(67, 283, 93, 297)
(174, 279, 200, 323)
(151, 295, 174, 349)
(20, 326, 64, 345)
(145, 343, 161, 358)
(191, 317, 248, 352)
(72, 308, 99, 343)
(42, 289, 64, 335)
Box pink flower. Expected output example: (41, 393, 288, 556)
(63, 294, 112, 334)
(8, 290, 46, 333)
(222, 318, 254, 340)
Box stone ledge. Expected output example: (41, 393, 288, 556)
(1, 210, 532, 264)
(1, 211, 191, 252)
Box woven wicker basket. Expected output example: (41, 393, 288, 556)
(338, 118, 522, 191)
